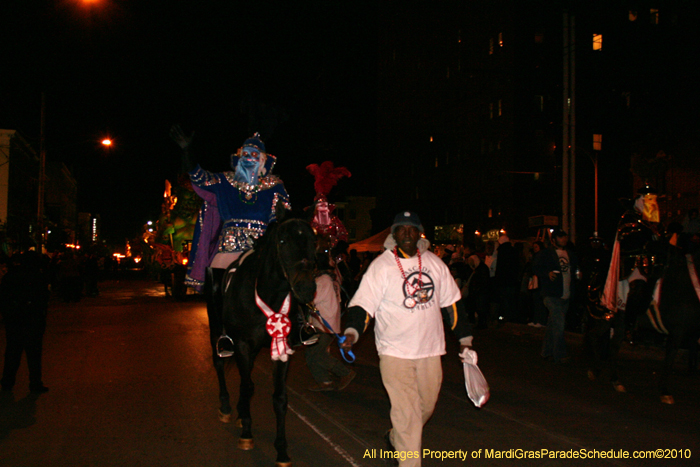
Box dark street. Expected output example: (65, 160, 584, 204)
(1, 276, 698, 466)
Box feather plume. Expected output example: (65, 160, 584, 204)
(306, 161, 351, 197)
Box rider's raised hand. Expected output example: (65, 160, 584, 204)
(170, 124, 194, 150)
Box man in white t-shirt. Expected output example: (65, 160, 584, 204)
(342, 211, 473, 467)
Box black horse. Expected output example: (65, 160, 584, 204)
(205, 204, 317, 466)
(649, 241, 700, 404)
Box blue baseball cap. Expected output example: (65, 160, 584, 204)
(391, 211, 424, 233)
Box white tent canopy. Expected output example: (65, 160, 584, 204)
(348, 227, 391, 253)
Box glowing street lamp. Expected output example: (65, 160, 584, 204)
(101, 138, 112, 147)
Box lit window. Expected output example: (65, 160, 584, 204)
(435, 157, 439, 168)
(593, 134, 602, 151)
(489, 103, 493, 119)
(498, 32, 504, 47)
(489, 38, 494, 55)
(498, 99, 503, 116)
(651, 8, 659, 24)
(629, 10, 638, 21)
(593, 34, 603, 51)
(458, 29, 462, 43)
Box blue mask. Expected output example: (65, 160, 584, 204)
(234, 146, 262, 185)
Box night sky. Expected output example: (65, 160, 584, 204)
(1, 1, 378, 244)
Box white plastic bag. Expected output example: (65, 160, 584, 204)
(459, 348, 490, 408)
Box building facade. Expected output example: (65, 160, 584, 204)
(0, 129, 40, 250)
(376, 1, 700, 244)
(0, 128, 79, 252)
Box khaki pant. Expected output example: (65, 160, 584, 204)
(379, 355, 443, 467)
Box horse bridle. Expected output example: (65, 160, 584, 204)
(273, 219, 316, 303)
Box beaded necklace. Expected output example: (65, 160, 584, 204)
(394, 246, 424, 308)
(238, 188, 259, 205)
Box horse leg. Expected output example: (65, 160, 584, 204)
(234, 340, 260, 450)
(212, 353, 232, 422)
(660, 331, 682, 404)
(205, 267, 232, 421)
(272, 359, 292, 466)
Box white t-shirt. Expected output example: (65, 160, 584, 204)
(556, 249, 571, 300)
(348, 248, 461, 359)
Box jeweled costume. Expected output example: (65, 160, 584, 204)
(176, 132, 290, 291)
(186, 159, 290, 289)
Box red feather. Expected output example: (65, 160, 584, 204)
(306, 161, 352, 197)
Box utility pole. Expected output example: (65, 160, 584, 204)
(38, 92, 46, 252)
(562, 11, 576, 244)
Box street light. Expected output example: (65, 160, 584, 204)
(37, 129, 114, 251)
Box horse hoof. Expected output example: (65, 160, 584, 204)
(275, 462, 292, 467)
(218, 410, 232, 423)
(235, 418, 243, 428)
(661, 395, 675, 404)
(238, 438, 254, 450)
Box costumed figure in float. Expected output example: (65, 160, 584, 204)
(170, 126, 291, 328)
(588, 185, 663, 391)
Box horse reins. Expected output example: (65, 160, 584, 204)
(306, 304, 356, 363)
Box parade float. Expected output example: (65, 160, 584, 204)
(141, 174, 200, 299)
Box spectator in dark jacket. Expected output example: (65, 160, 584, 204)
(464, 254, 491, 329)
(1, 250, 51, 393)
(494, 234, 519, 323)
(533, 229, 579, 363)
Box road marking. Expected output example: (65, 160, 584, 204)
(288, 404, 364, 467)
(253, 363, 371, 466)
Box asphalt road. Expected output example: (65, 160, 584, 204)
(1, 275, 698, 467)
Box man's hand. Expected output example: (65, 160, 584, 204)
(340, 333, 355, 349)
(459, 346, 477, 364)
(170, 124, 194, 150)
(548, 271, 560, 281)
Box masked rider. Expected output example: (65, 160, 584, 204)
(170, 126, 291, 320)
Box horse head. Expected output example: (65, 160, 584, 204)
(272, 207, 318, 305)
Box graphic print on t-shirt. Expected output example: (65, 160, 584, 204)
(402, 270, 435, 311)
(558, 255, 570, 273)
